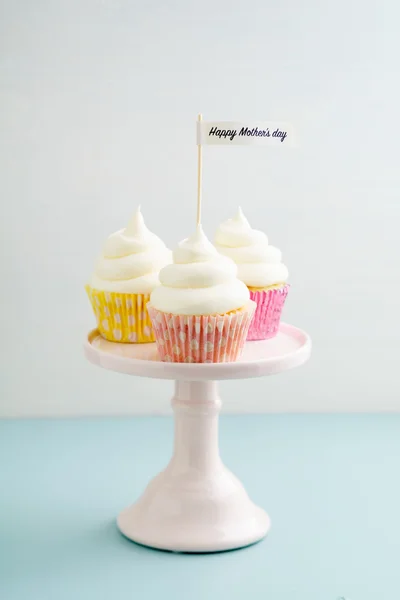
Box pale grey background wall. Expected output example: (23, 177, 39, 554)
(1, 0, 399, 416)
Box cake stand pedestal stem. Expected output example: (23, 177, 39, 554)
(117, 378, 270, 553)
(170, 381, 222, 475)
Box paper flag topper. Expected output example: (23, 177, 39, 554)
(197, 121, 294, 146)
(195, 114, 294, 227)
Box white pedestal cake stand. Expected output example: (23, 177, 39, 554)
(84, 323, 311, 553)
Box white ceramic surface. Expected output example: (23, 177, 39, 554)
(118, 380, 270, 553)
(84, 323, 311, 381)
(85, 324, 311, 552)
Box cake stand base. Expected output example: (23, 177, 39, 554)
(117, 472, 270, 553)
(117, 381, 270, 553)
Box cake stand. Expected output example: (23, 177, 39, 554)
(84, 323, 311, 553)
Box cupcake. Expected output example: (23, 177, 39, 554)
(215, 208, 289, 340)
(86, 207, 171, 343)
(147, 225, 256, 363)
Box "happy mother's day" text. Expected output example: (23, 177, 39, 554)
(208, 126, 287, 143)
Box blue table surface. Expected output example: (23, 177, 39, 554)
(1, 415, 399, 600)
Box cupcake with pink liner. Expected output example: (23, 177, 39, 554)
(215, 208, 289, 340)
(147, 225, 256, 363)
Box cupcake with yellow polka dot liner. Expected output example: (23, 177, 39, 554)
(215, 208, 289, 341)
(86, 207, 171, 343)
(147, 225, 256, 363)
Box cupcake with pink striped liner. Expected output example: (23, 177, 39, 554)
(148, 225, 255, 363)
(215, 208, 289, 341)
(247, 284, 289, 340)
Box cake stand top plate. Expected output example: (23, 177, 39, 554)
(84, 323, 311, 381)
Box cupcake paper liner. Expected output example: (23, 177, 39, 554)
(247, 285, 289, 341)
(85, 286, 155, 343)
(147, 301, 256, 363)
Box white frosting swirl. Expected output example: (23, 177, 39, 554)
(150, 225, 250, 315)
(215, 208, 288, 288)
(90, 207, 171, 293)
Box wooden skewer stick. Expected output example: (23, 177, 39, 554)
(197, 113, 203, 226)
